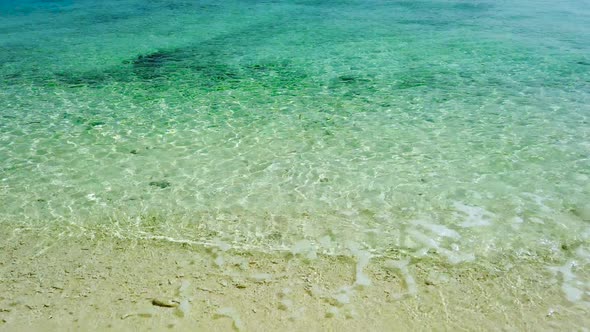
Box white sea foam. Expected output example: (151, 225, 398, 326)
(407, 229, 474, 264)
(385, 259, 417, 297)
(522, 193, 553, 213)
(175, 299, 190, 318)
(331, 286, 354, 306)
(453, 202, 495, 227)
(414, 219, 461, 239)
(291, 239, 317, 260)
(548, 261, 589, 303)
(345, 242, 372, 287)
(216, 307, 244, 331)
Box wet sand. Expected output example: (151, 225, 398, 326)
(1, 225, 588, 331)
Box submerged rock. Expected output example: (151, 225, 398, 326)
(149, 180, 171, 189)
(151, 298, 179, 308)
(133, 51, 178, 68)
(88, 120, 106, 127)
(336, 75, 370, 84)
(338, 75, 357, 83)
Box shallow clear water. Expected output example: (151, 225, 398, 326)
(1, 0, 589, 301)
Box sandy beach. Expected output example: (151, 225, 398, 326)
(1, 224, 588, 331)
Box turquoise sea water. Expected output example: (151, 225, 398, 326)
(1, 0, 589, 302)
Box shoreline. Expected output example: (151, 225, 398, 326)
(1, 226, 588, 331)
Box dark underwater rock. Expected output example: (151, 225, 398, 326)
(338, 75, 357, 83)
(149, 180, 171, 189)
(88, 120, 105, 127)
(336, 75, 372, 85)
(133, 51, 179, 68)
(130, 50, 182, 79)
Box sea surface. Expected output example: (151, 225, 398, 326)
(1, 0, 589, 303)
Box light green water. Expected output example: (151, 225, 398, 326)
(1, 0, 590, 304)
